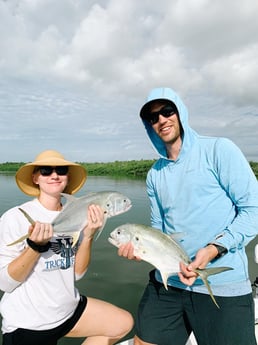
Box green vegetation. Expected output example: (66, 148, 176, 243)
(250, 162, 258, 179)
(0, 160, 258, 179)
(0, 160, 156, 178)
(80, 160, 156, 177)
(0, 162, 22, 173)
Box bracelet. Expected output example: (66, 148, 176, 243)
(26, 238, 51, 253)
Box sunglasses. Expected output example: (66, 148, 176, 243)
(35, 166, 69, 176)
(145, 104, 177, 125)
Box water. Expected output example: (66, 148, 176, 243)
(0, 174, 257, 344)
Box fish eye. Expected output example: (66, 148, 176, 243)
(135, 236, 139, 241)
(117, 230, 121, 235)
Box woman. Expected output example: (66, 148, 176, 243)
(0, 150, 133, 345)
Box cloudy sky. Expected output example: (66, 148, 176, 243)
(0, 0, 258, 164)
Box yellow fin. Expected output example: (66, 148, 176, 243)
(7, 234, 29, 246)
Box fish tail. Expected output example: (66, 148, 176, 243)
(195, 266, 233, 308)
(7, 208, 36, 246)
(7, 234, 29, 246)
(18, 208, 36, 226)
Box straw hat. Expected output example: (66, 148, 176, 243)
(16, 150, 87, 196)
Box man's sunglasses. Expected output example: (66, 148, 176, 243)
(144, 104, 177, 125)
(35, 166, 69, 176)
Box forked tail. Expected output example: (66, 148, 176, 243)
(7, 208, 35, 246)
(195, 266, 233, 308)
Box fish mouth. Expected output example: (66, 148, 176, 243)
(112, 202, 132, 216)
(108, 236, 119, 247)
(121, 202, 132, 213)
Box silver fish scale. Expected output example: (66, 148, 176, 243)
(7, 191, 132, 247)
(109, 223, 233, 308)
(110, 223, 190, 276)
(52, 191, 132, 233)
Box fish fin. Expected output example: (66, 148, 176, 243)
(71, 232, 81, 247)
(195, 266, 233, 308)
(160, 272, 169, 290)
(167, 232, 186, 243)
(94, 216, 108, 241)
(61, 193, 76, 201)
(18, 208, 35, 226)
(54, 231, 81, 247)
(60, 193, 76, 210)
(7, 234, 29, 246)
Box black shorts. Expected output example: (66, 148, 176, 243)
(135, 270, 256, 345)
(2, 295, 87, 345)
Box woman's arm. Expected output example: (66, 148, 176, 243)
(74, 204, 104, 278)
(7, 222, 53, 282)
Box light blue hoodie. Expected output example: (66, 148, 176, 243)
(141, 87, 258, 296)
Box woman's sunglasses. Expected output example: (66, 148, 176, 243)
(144, 104, 177, 125)
(35, 166, 69, 176)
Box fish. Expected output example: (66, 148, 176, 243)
(7, 191, 132, 247)
(108, 223, 233, 308)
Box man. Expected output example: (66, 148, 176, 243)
(119, 88, 258, 345)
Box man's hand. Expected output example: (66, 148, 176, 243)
(118, 242, 141, 261)
(178, 245, 219, 285)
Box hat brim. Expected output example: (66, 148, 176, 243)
(16, 163, 87, 196)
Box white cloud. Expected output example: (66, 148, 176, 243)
(0, 0, 257, 163)
(202, 45, 258, 105)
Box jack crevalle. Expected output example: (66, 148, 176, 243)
(8, 191, 132, 247)
(109, 223, 233, 308)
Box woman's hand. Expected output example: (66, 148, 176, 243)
(83, 204, 104, 240)
(74, 205, 105, 276)
(28, 222, 53, 245)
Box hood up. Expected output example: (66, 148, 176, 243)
(140, 87, 196, 161)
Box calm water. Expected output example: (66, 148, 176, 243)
(0, 174, 257, 344)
